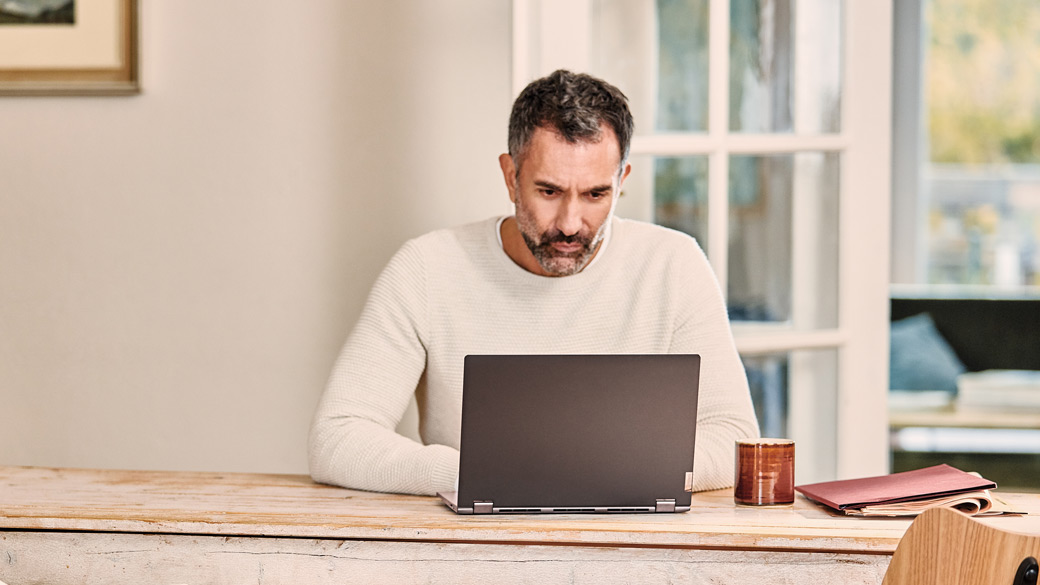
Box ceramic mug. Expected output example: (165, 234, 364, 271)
(734, 438, 795, 506)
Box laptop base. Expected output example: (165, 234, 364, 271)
(438, 491, 689, 515)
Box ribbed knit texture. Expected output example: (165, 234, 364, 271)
(309, 216, 760, 496)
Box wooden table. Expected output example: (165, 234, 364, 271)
(1, 466, 1038, 584)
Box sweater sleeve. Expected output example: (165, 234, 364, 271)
(308, 240, 459, 496)
(671, 239, 761, 492)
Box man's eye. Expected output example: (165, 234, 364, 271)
(540, 189, 557, 196)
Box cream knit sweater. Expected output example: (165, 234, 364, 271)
(309, 216, 759, 496)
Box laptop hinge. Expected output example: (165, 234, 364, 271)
(473, 500, 494, 514)
(655, 498, 676, 513)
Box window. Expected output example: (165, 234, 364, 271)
(515, 0, 892, 483)
(892, 0, 1040, 295)
(890, 0, 1040, 491)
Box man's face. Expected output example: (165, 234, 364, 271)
(499, 125, 631, 277)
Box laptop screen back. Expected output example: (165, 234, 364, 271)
(455, 354, 699, 513)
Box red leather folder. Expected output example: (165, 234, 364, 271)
(795, 464, 996, 511)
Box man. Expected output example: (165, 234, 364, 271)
(309, 70, 759, 496)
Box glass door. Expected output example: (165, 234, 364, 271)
(513, 0, 892, 483)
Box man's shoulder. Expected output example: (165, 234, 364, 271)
(608, 218, 712, 283)
(389, 217, 498, 272)
(376, 218, 498, 289)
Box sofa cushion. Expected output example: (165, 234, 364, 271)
(889, 312, 966, 392)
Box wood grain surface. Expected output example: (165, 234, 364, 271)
(883, 506, 1040, 585)
(1, 466, 1038, 584)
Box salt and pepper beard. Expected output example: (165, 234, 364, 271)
(513, 196, 609, 277)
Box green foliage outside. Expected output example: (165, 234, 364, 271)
(928, 0, 1040, 164)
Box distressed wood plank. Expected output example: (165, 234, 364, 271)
(0, 531, 892, 585)
(3, 466, 1038, 585)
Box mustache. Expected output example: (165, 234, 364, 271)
(521, 228, 594, 262)
(540, 230, 592, 247)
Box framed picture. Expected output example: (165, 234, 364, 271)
(0, 0, 138, 95)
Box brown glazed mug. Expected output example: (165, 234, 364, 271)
(734, 438, 795, 506)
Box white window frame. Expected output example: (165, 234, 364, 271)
(513, 0, 891, 482)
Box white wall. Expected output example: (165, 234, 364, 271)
(0, 0, 512, 474)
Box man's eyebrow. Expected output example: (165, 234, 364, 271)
(533, 180, 565, 191)
(533, 180, 613, 193)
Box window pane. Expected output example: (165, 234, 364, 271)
(730, 0, 842, 133)
(618, 155, 709, 251)
(591, 0, 708, 134)
(742, 348, 837, 483)
(926, 169, 1040, 287)
(920, 1, 1040, 290)
(743, 353, 789, 439)
(730, 0, 793, 132)
(654, 0, 709, 131)
(654, 157, 710, 246)
(728, 153, 840, 327)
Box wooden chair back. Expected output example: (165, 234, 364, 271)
(883, 507, 1040, 585)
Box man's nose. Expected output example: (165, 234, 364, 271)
(556, 195, 583, 236)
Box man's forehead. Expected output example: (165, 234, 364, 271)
(527, 165, 619, 193)
(526, 125, 622, 165)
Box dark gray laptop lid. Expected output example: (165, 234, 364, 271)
(453, 354, 699, 513)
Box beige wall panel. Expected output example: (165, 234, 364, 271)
(0, 0, 512, 473)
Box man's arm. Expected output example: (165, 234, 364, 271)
(671, 239, 761, 492)
(308, 240, 458, 496)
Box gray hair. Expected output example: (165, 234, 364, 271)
(507, 70, 634, 174)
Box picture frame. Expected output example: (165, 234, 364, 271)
(0, 0, 139, 96)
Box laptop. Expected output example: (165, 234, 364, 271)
(438, 354, 700, 514)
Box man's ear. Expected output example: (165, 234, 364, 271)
(617, 162, 632, 194)
(499, 153, 518, 204)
